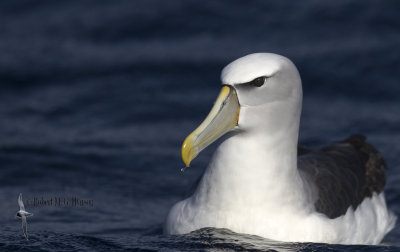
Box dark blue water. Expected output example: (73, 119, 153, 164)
(1, 1, 400, 251)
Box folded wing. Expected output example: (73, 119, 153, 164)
(298, 134, 386, 218)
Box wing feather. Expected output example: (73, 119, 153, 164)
(298, 134, 386, 218)
(18, 193, 25, 211)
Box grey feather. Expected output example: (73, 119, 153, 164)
(298, 134, 386, 219)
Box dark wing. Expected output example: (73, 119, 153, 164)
(298, 134, 386, 219)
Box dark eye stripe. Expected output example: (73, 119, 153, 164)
(222, 76, 268, 87)
(251, 77, 265, 87)
(244, 76, 267, 87)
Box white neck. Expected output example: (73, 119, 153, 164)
(191, 100, 313, 214)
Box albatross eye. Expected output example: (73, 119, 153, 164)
(249, 76, 266, 87)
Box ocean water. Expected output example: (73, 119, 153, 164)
(0, 0, 400, 251)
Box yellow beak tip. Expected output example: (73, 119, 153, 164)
(181, 139, 193, 167)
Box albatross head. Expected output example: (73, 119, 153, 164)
(182, 53, 303, 167)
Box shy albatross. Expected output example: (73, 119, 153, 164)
(165, 53, 396, 244)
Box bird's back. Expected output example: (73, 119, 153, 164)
(298, 134, 387, 218)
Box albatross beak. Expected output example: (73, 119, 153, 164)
(181, 85, 240, 167)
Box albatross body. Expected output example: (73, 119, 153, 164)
(164, 53, 396, 244)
